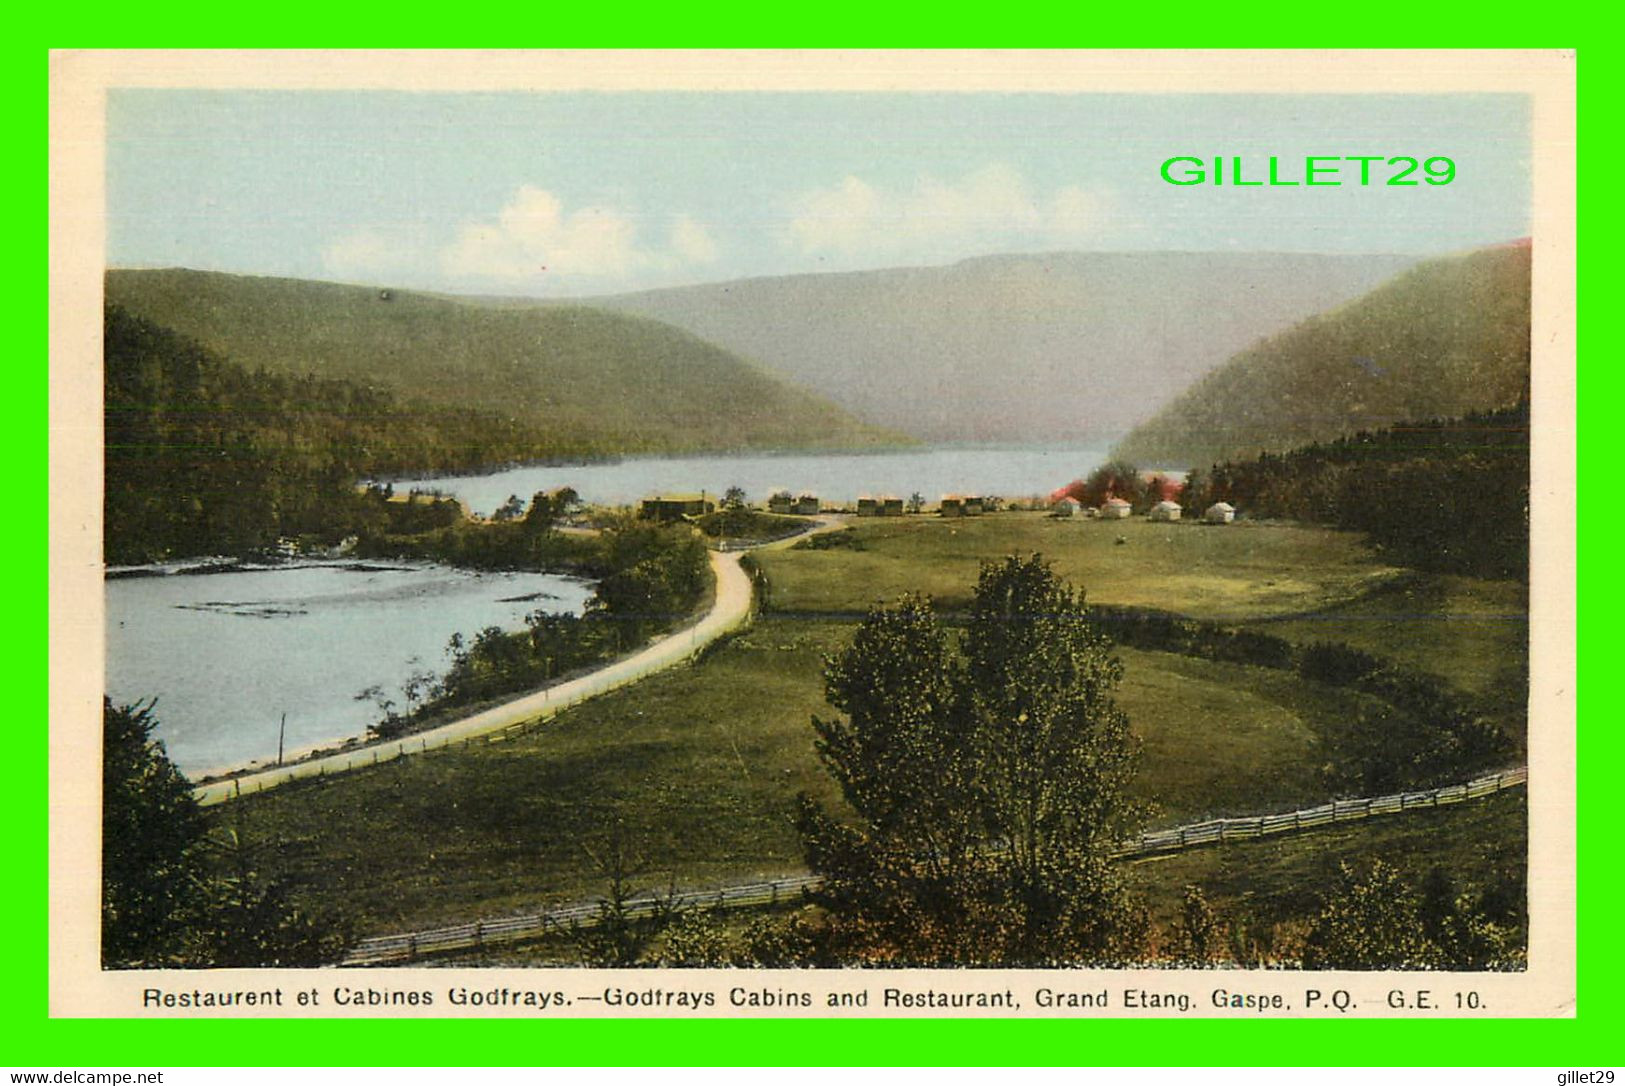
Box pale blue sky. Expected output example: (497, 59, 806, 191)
(107, 90, 1530, 297)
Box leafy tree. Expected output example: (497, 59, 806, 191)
(188, 826, 347, 967)
(1417, 866, 1524, 970)
(907, 492, 925, 514)
(1304, 858, 1523, 970)
(1302, 859, 1435, 969)
(572, 821, 677, 967)
(1175, 884, 1218, 966)
(961, 554, 1145, 962)
(1181, 467, 1211, 516)
(102, 699, 208, 967)
(722, 485, 748, 510)
(102, 699, 345, 967)
(1082, 459, 1146, 509)
(656, 910, 732, 967)
(797, 555, 1145, 965)
(733, 912, 832, 968)
(492, 494, 527, 522)
(523, 486, 579, 539)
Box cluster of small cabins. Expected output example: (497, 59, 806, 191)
(1052, 496, 1237, 523)
(638, 490, 1238, 524)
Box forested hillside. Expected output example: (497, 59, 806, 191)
(106, 304, 545, 561)
(1114, 243, 1530, 467)
(106, 268, 903, 459)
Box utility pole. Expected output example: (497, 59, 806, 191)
(277, 712, 287, 766)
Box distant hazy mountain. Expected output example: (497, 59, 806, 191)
(554, 251, 1418, 443)
(105, 269, 906, 459)
(1112, 241, 1531, 468)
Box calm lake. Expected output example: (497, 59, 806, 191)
(106, 561, 594, 774)
(390, 443, 1114, 516)
(109, 445, 1112, 775)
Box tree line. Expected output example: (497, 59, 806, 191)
(360, 512, 711, 741)
(1181, 401, 1530, 580)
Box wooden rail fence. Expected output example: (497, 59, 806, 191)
(341, 765, 1528, 966)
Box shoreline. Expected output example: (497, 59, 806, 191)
(190, 516, 844, 805)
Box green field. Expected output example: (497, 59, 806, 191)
(753, 513, 1406, 621)
(1246, 573, 1528, 704)
(239, 617, 1378, 935)
(231, 508, 1527, 944)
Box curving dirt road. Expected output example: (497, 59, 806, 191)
(193, 515, 845, 806)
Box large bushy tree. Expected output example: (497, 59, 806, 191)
(798, 554, 1146, 965)
(102, 698, 344, 968)
(1302, 859, 1522, 970)
(102, 699, 208, 967)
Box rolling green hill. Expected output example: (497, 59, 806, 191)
(105, 268, 905, 459)
(1112, 242, 1531, 468)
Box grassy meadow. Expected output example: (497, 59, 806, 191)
(231, 508, 1527, 941)
(237, 631, 1379, 935)
(753, 513, 1406, 621)
(1245, 573, 1528, 709)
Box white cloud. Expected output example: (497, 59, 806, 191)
(785, 165, 1116, 259)
(321, 187, 720, 290)
(669, 214, 719, 265)
(441, 185, 717, 286)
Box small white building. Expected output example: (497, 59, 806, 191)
(1100, 498, 1133, 519)
(1205, 501, 1236, 524)
(1149, 500, 1183, 522)
(1051, 496, 1082, 518)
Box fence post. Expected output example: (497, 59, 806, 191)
(408, 935, 417, 962)
(474, 921, 483, 950)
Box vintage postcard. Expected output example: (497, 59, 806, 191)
(49, 49, 1576, 1018)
